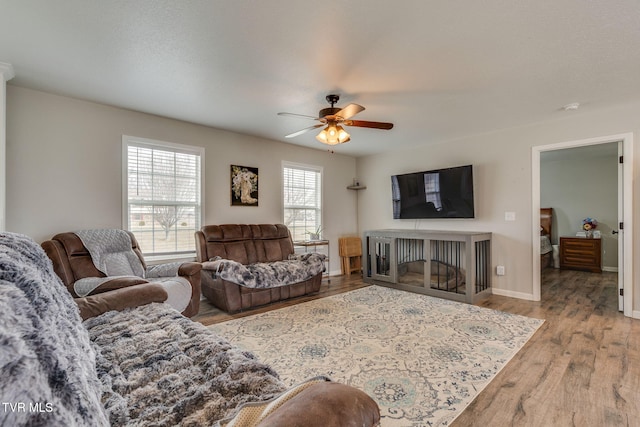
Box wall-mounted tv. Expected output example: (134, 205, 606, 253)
(391, 165, 475, 219)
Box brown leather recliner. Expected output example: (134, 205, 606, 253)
(42, 231, 201, 319)
(195, 224, 322, 313)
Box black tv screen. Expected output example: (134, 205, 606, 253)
(391, 165, 475, 219)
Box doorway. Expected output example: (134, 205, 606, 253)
(531, 133, 633, 317)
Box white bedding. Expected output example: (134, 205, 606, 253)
(540, 235, 552, 255)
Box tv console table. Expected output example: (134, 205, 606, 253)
(363, 229, 492, 304)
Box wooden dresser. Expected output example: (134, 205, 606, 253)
(559, 237, 602, 273)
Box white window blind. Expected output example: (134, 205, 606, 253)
(123, 136, 203, 257)
(391, 175, 401, 219)
(283, 162, 322, 242)
(424, 172, 442, 210)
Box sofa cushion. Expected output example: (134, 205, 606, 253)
(197, 224, 294, 264)
(85, 302, 287, 426)
(74, 275, 148, 297)
(75, 229, 145, 277)
(204, 253, 325, 289)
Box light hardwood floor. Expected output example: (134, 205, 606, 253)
(194, 269, 640, 426)
(454, 268, 640, 427)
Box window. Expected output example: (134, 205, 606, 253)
(423, 172, 442, 210)
(123, 136, 204, 257)
(283, 162, 322, 242)
(391, 175, 401, 219)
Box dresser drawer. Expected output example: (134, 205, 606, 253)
(559, 237, 602, 273)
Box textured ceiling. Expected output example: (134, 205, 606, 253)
(2, 1, 640, 157)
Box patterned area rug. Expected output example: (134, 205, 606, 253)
(209, 285, 544, 426)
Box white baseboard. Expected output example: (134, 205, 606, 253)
(632, 310, 640, 320)
(491, 288, 537, 301)
(602, 266, 619, 273)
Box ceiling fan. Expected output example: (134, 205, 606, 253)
(278, 94, 394, 145)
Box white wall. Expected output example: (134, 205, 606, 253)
(6, 86, 358, 273)
(0, 63, 14, 231)
(356, 101, 640, 308)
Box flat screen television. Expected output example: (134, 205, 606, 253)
(391, 165, 475, 219)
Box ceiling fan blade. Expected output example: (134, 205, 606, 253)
(278, 112, 320, 121)
(285, 124, 325, 138)
(344, 120, 394, 130)
(335, 103, 365, 120)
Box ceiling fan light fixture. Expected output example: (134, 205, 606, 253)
(316, 123, 350, 145)
(281, 94, 391, 144)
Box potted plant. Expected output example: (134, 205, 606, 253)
(306, 226, 323, 241)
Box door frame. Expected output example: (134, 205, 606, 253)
(531, 132, 633, 317)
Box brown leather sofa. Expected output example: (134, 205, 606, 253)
(195, 224, 322, 312)
(42, 231, 201, 319)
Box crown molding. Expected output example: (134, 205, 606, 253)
(0, 62, 15, 81)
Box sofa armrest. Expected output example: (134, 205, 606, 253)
(228, 381, 381, 427)
(87, 276, 148, 294)
(143, 261, 202, 318)
(75, 283, 168, 320)
(178, 262, 202, 318)
(178, 261, 202, 277)
(145, 261, 202, 279)
(258, 382, 380, 427)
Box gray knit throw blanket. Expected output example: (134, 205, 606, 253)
(75, 229, 145, 277)
(0, 232, 108, 426)
(85, 303, 287, 426)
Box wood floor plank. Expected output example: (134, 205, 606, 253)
(193, 269, 640, 426)
(454, 269, 639, 426)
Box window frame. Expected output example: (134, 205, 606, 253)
(122, 135, 205, 259)
(282, 161, 323, 243)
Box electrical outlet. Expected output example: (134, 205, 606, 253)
(496, 265, 506, 276)
(504, 211, 516, 221)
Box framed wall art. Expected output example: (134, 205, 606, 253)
(231, 165, 259, 206)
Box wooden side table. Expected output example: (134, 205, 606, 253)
(338, 236, 362, 276)
(559, 237, 602, 273)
